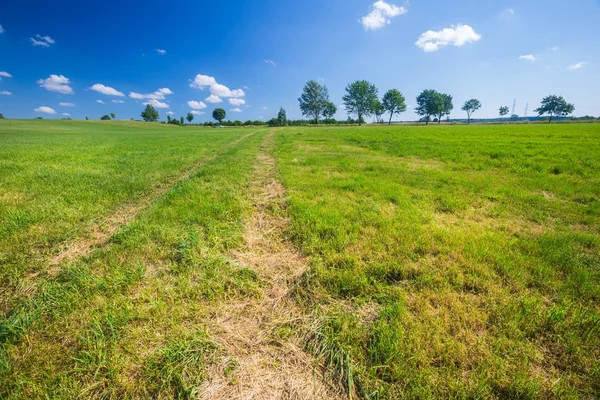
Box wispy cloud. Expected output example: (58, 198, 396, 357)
(30, 34, 55, 47)
(35, 106, 56, 114)
(416, 24, 481, 52)
(0, 25, 4, 34)
(143, 99, 169, 109)
(37, 75, 74, 94)
(548, 46, 559, 52)
(96, 100, 105, 104)
(62, 113, 70, 116)
(191, 110, 204, 115)
(264, 59, 276, 66)
(188, 100, 207, 110)
(112, 100, 124, 104)
(568, 61, 588, 70)
(59, 102, 75, 107)
(129, 88, 173, 100)
(361, 1, 407, 31)
(190, 74, 245, 98)
(231, 108, 243, 113)
(91, 84, 125, 96)
(157, 49, 166, 55)
(0, 71, 12, 78)
(519, 54, 537, 61)
(0, 91, 11, 95)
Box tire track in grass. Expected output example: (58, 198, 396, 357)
(47, 131, 257, 272)
(200, 132, 342, 399)
(0, 132, 258, 349)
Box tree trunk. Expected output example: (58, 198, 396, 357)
(549, 114, 553, 124)
(358, 112, 362, 126)
(426, 116, 429, 125)
(389, 112, 393, 125)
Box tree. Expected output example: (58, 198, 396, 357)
(534, 95, 575, 123)
(499, 106, 509, 118)
(213, 108, 226, 124)
(0, 113, 4, 119)
(342, 80, 378, 126)
(186, 112, 194, 123)
(110, 112, 116, 119)
(323, 101, 337, 119)
(277, 107, 287, 126)
(100, 114, 111, 120)
(180, 117, 184, 125)
(141, 104, 159, 122)
(415, 89, 441, 125)
(382, 89, 407, 125)
(435, 93, 453, 124)
(298, 80, 330, 124)
(371, 98, 385, 123)
(461, 99, 482, 124)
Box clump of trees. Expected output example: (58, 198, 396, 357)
(141, 104, 159, 122)
(0, 113, 4, 119)
(186, 112, 194, 124)
(415, 89, 453, 125)
(298, 80, 336, 124)
(534, 95, 575, 123)
(100, 114, 111, 120)
(462, 99, 482, 124)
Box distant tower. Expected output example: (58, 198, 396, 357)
(524, 103, 528, 118)
(512, 98, 517, 116)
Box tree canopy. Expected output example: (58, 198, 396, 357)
(212, 108, 226, 124)
(534, 95, 575, 123)
(277, 107, 287, 126)
(342, 80, 378, 126)
(298, 80, 331, 124)
(141, 104, 159, 122)
(415, 89, 439, 125)
(100, 114, 111, 120)
(382, 89, 407, 125)
(499, 106, 510, 118)
(371, 98, 385, 123)
(322, 101, 337, 119)
(461, 99, 482, 124)
(186, 112, 194, 123)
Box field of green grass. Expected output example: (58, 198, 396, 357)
(0, 120, 598, 399)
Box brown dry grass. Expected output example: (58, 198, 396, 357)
(200, 133, 342, 400)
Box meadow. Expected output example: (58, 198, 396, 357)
(0, 120, 598, 399)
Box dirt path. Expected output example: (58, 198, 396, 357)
(200, 132, 341, 399)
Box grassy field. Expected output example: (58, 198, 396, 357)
(0, 120, 598, 398)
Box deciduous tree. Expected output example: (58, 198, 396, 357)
(371, 98, 385, 123)
(298, 80, 330, 124)
(342, 80, 378, 126)
(277, 107, 287, 126)
(415, 89, 440, 125)
(499, 106, 509, 118)
(186, 112, 194, 123)
(461, 98, 481, 124)
(534, 95, 575, 123)
(323, 101, 337, 119)
(212, 108, 226, 124)
(141, 104, 159, 122)
(382, 89, 407, 125)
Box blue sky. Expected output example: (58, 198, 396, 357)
(0, 0, 599, 121)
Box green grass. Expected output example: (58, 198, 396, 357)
(276, 124, 599, 398)
(0, 120, 598, 398)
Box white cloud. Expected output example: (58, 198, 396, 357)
(37, 75, 74, 94)
(519, 54, 537, 61)
(507, 8, 515, 15)
(30, 34, 55, 47)
(35, 106, 56, 114)
(0, 91, 11, 95)
(167, 111, 175, 115)
(205, 94, 222, 103)
(264, 59, 276, 66)
(0, 71, 12, 78)
(568, 62, 588, 70)
(112, 100, 124, 104)
(361, 1, 407, 31)
(144, 99, 169, 109)
(188, 100, 207, 109)
(231, 108, 242, 113)
(190, 74, 245, 98)
(156, 49, 166, 55)
(190, 110, 204, 115)
(91, 83, 125, 96)
(415, 24, 481, 52)
(229, 98, 246, 106)
(97, 100, 105, 104)
(129, 88, 173, 100)
(59, 102, 75, 107)
(62, 113, 70, 116)
(548, 46, 559, 52)
(0, 25, 4, 34)
(261, 106, 268, 110)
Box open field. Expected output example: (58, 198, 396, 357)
(0, 120, 599, 399)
